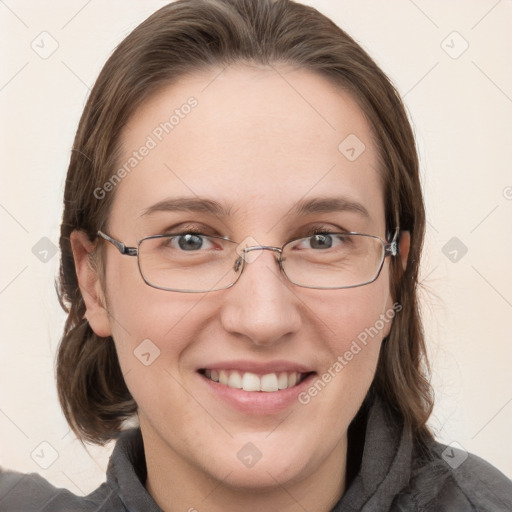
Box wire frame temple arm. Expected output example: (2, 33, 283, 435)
(384, 227, 400, 257)
(97, 230, 138, 256)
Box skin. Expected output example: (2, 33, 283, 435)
(72, 64, 410, 512)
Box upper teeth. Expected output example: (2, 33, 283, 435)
(204, 369, 301, 392)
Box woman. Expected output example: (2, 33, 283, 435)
(1, 0, 511, 510)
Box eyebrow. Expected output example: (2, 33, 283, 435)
(290, 196, 369, 219)
(139, 197, 233, 218)
(139, 196, 369, 219)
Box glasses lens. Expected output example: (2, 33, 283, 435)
(138, 234, 240, 292)
(281, 233, 386, 289)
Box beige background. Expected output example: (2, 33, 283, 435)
(0, 0, 511, 495)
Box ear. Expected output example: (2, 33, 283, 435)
(398, 231, 410, 271)
(70, 230, 112, 338)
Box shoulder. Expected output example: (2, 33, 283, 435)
(0, 467, 122, 511)
(394, 438, 512, 511)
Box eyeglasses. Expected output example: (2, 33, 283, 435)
(96, 228, 399, 293)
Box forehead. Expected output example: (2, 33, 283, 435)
(109, 65, 385, 235)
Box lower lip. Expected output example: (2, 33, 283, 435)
(198, 372, 316, 415)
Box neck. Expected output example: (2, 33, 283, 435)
(143, 428, 348, 512)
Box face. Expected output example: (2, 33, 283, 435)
(75, 65, 403, 498)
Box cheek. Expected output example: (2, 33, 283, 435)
(314, 268, 393, 352)
(103, 257, 206, 372)
(301, 266, 395, 400)
(104, 281, 207, 430)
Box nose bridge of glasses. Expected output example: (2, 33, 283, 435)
(234, 245, 282, 273)
(242, 245, 282, 263)
(242, 245, 283, 256)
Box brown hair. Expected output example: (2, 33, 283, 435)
(57, 0, 433, 446)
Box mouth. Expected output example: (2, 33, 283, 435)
(198, 368, 314, 392)
(196, 360, 318, 414)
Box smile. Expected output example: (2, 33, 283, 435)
(200, 369, 310, 392)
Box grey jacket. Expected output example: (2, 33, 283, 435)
(1, 394, 511, 511)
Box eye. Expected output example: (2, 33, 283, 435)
(162, 231, 219, 252)
(302, 233, 347, 250)
(293, 228, 351, 251)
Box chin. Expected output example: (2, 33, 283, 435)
(197, 437, 313, 490)
(217, 459, 309, 491)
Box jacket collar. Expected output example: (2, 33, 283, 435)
(105, 426, 161, 511)
(332, 392, 413, 511)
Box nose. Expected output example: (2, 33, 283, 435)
(219, 246, 303, 347)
